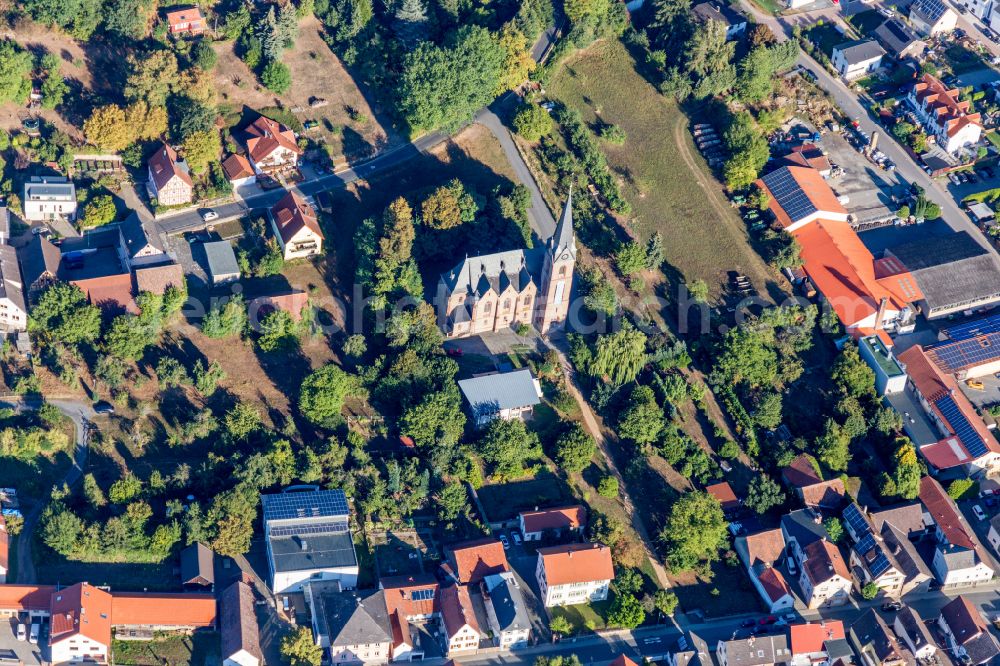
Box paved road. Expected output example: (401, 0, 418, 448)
(6, 397, 95, 584)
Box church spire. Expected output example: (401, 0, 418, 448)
(552, 186, 576, 260)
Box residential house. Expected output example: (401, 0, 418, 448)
(918, 476, 995, 589)
(261, 489, 359, 594)
(109, 592, 217, 633)
(147, 144, 193, 206)
(868, 505, 934, 596)
(849, 609, 914, 666)
(440, 585, 481, 655)
(446, 538, 510, 585)
(782, 455, 846, 510)
(788, 621, 846, 666)
(221, 581, 262, 666)
(799, 540, 852, 609)
(897, 346, 1000, 478)
(48, 583, 114, 664)
(987, 514, 1000, 554)
(380, 574, 439, 662)
(831, 40, 886, 80)
(119, 212, 169, 270)
(180, 542, 215, 589)
(308, 584, 392, 665)
(165, 7, 205, 35)
(859, 335, 907, 396)
(881, 232, 1000, 319)
(908, 74, 982, 154)
(437, 192, 575, 338)
(269, 190, 324, 260)
(0, 206, 9, 244)
(873, 19, 926, 60)
(482, 572, 531, 649)
(536, 542, 614, 607)
(0, 515, 7, 584)
(244, 115, 302, 175)
(956, 0, 992, 20)
(204, 240, 241, 286)
(781, 509, 829, 566)
(691, 2, 748, 39)
(518, 505, 587, 542)
(457, 369, 543, 428)
(20, 235, 61, 301)
(222, 154, 256, 188)
(716, 634, 791, 666)
(0, 246, 27, 332)
(937, 596, 1000, 664)
(893, 606, 937, 661)
(23, 176, 76, 222)
(668, 632, 712, 666)
(734, 528, 795, 613)
(71, 273, 138, 315)
(909, 0, 958, 34)
(841, 503, 932, 599)
(706, 482, 741, 515)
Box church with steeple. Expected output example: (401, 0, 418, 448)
(436, 192, 576, 338)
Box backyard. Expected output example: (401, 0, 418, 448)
(112, 632, 220, 666)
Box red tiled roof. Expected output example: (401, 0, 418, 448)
(800, 479, 846, 509)
(758, 166, 847, 229)
(50, 583, 113, 647)
(783, 454, 822, 488)
(245, 116, 301, 165)
(248, 291, 310, 322)
(790, 621, 846, 655)
(519, 505, 587, 534)
(610, 656, 639, 666)
(165, 7, 204, 26)
(440, 585, 479, 638)
(222, 154, 255, 181)
(271, 191, 324, 245)
(110, 592, 217, 627)
(220, 581, 261, 663)
(381, 574, 439, 619)
(0, 585, 56, 611)
(71, 273, 138, 314)
(744, 528, 785, 567)
(757, 567, 792, 603)
(135, 263, 185, 296)
(912, 74, 983, 137)
(449, 539, 509, 584)
(538, 542, 614, 586)
(940, 596, 986, 645)
(918, 476, 976, 550)
(802, 540, 850, 584)
(148, 143, 193, 192)
(785, 144, 832, 173)
(706, 482, 740, 510)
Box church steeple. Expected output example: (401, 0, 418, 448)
(551, 185, 577, 260)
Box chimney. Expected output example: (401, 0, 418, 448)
(301, 539, 308, 551)
(874, 297, 889, 331)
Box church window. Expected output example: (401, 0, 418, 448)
(504, 299, 511, 311)
(559, 266, 567, 277)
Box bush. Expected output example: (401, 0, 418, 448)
(261, 60, 292, 94)
(947, 477, 978, 500)
(600, 124, 627, 145)
(512, 104, 553, 142)
(598, 476, 619, 498)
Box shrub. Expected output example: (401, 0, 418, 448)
(261, 60, 292, 94)
(597, 476, 619, 498)
(600, 124, 627, 145)
(512, 104, 553, 141)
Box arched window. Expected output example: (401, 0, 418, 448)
(559, 266, 567, 277)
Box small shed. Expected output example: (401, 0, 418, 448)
(204, 240, 241, 285)
(705, 481, 741, 514)
(180, 542, 215, 588)
(968, 201, 995, 223)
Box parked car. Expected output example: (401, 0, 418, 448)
(93, 401, 115, 415)
(31, 226, 50, 237)
(740, 619, 757, 628)
(974, 504, 987, 521)
(882, 601, 903, 612)
(759, 616, 777, 625)
(499, 534, 510, 550)
(512, 532, 522, 546)
(16, 624, 25, 641)
(200, 209, 219, 222)
(29, 624, 38, 644)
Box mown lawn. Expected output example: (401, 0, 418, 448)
(548, 595, 614, 633)
(547, 40, 776, 296)
(846, 10, 884, 36)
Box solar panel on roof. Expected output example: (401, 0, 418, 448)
(269, 521, 349, 537)
(944, 313, 1000, 341)
(854, 533, 892, 578)
(935, 394, 988, 458)
(261, 489, 350, 523)
(928, 333, 1000, 373)
(763, 168, 819, 223)
(844, 503, 872, 539)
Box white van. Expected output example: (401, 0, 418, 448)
(28, 623, 39, 644)
(15, 623, 25, 641)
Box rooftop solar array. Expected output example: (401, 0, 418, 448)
(269, 521, 350, 538)
(843, 503, 872, 539)
(411, 589, 434, 601)
(884, 20, 911, 42)
(262, 489, 349, 523)
(855, 533, 893, 578)
(944, 313, 1000, 341)
(762, 168, 818, 223)
(927, 334, 1000, 373)
(935, 394, 989, 458)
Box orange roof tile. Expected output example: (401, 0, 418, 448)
(802, 540, 850, 584)
(757, 166, 847, 229)
(440, 585, 479, 638)
(246, 116, 301, 165)
(610, 656, 640, 666)
(537, 542, 614, 586)
(50, 582, 113, 647)
(744, 528, 785, 566)
(165, 7, 204, 26)
(71, 273, 138, 314)
(757, 567, 792, 603)
(110, 592, 217, 627)
(706, 482, 740, 510)
(381, 574, 439, 619)
(449, 539, 509, 584)
(0, 585, 56, 611)
(248, 290, 310, 323)
(919, 476, 976, 550)
(800, 479, 846, 509)
(790, 621, 846, 655)
(519, 505, 587, 534)
(271, 191, 324, 245)
(148, 143, 193, 192)
(135, 263, 185, 296)
(222, 154, 255, 181)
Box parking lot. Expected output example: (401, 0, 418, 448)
(823, 131, 907, 224)
(0, 617, 47, 665)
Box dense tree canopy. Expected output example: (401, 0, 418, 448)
(659, 491, 728, 572)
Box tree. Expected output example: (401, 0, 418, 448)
(549, 616, 573, 636)
(398, 388, 466, 449)
(592, 323, 647, 385)
(493, 23, 534, 94)
(654, 589, 679, 617)
(125, 51, 179, 106)
(394, 0, 429, 47)
(28, 283, 101, 344)
(257, 310, 298, 352)
(0, 41, 32, 105)
(40, 67, 68, 109)
(607, 593, 645, 628)
(615, 241, 648, 277)
(281, 626, 323, 666)
(659, 491, 728, 571)
(83, 104, 131, 151)
(744, 475, 784, 514)
(892, 439, 921, 500)
(193, 360, 226, 396)
(299, 364, 360, 428)
(554, 423, 596, 472)
(861, 582, 879, 600)
(181, 130, 221, 175)
(108, 474, 142, 504)
(224, 403, 261, 440)
(711, 326, 777, 389)
(513, 104, 552, 141)
(262, 60, 293, 94)
(816, 419, 850, 472)
(832, 344, 876, 399)
(434, 482, 468, 521)
(617, 386, 664, 446)
(477, 419, 541, 478)
(192, 41, 218, 71)
(823, 516, 844, 543)
(421, 184, 464, 230)
(947, 477, 976, 500)
(82, 195, 116, 228)
(82, 473, 106, 508)
(598, 476, 619, 498)
(752, 391, 783, 429)
(41, 505, 82, 554)
(125, 101, 168, 142)
(104, 0, 152, 38)
(342, 334, 367, 359)
(202, 296, 247, 338)
(104, 315, 153, 360)
(722, 111, 769, 189)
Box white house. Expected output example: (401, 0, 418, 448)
(221, 581, 262, 666)
(909, 0, 958, 34)
(858, 335, 906, 396)
(23, 176, 76, 223)
(717, 634, 791, 666)
(894, 606, 937, 661)
(920, 477, 996, 590)
(536, 543, 614, 608)
(440, 585, 481, 655)
(48, 583, 112, 664)
(832, 40, 885, 80)
(309, 584, 393, 665)
(908, 74, 983, 154)
(799, 540, 852, 609)
(119, 211, 169, 270)
(518, 505, 586, 542)
(958, 0, 992, 20)
(147, 143, 193, 207)
(222, 154, 257, 189)
(269, 190, 325, 260)
(937, 596, 1000, 664)
(483, 572, 531, 649)
(458, 368, 543, 428)
(0, 246, 27, 333)
(244, 115, 302, 175)
(262, 489, 359, 594)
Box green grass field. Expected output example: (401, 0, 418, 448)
(112, 632, 219, 665)
(548, 595, 614, 633)
(477, 470, 576, 521)
(547, 40, 776, 295)
(802, 23, 849, 56)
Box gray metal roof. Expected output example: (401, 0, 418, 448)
(457, 369, 541, 418)
(24, 177, 74, 202)
(440, 248, 543, 296)
(314, 588, 392, 647)
(204, 240, 240, 279)
(484, 572, 530, 633)
(886, 232, 1000, 312)
(262, 489, 350, 524)
(692, 1, 747, 26)
(269, 530, 358, 573)
(834, 39, 886, 64)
